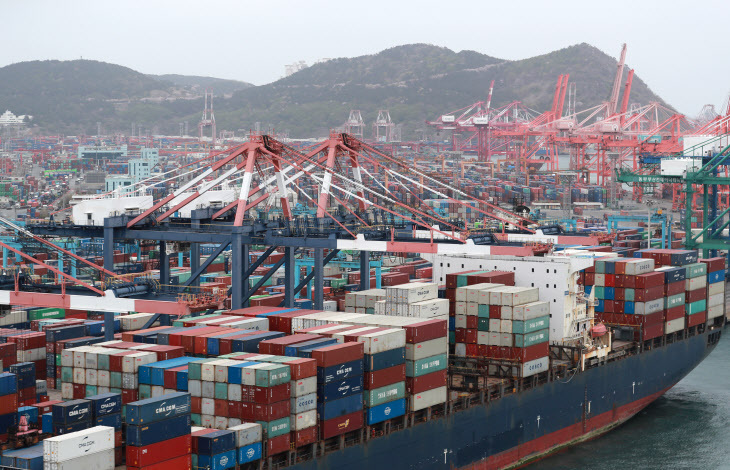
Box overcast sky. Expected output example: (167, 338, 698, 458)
(3, 0, 728, 114)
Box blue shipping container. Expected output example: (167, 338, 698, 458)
(87, 393, 122, 418)
(317, 360, 364, 383)
(198, 449, 236, 470)
(126, 392, 191, 425)
(95, 413, 122, 430)
(53, 421, 90, 435)
(317, 375, 364, 402)
(317, 393, 363, 421)
(41, 413, 52, 434)
(197, 429, 236, 455)
(364, 347, 405, 372)
(0, 372, 17, 395)
(52, 400, 92, 425)
(285, 338, 338, 357)
(126, 414, 191, 446)
(17, 406, 38, 424)
(367, 398, 406, 425)
(226, 362, 259, 385)
(237, 442, 262, 464)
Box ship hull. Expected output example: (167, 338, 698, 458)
(289, 328, 719, 470)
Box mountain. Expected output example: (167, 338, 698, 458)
(211, 43, 669, 138)
(149, 74, 253, 96)
(0, 44, 672, 138)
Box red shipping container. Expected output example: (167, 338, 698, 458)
(635, 272, 664, 289)
(686, 288, 707, 303)
(402, 320, 447, 344)
(282, 358, 317, 380)
(32, 400, 62, 417)
(143, 345, 184, 361)
(190, 397, 201, 415)
(292, 426, 318, 447)
(464, 329, 477, 344)
(665, 281, 684, 297)
(126, 434, 192, 467)
(666, 305, 685, 321)
(0, 395, 17, 415)
(365, 364, 406, 390)
(250, 384, 291, 404)
(267, 434, 290, 456)
(127, 453, 192, 470)
(193, 329, 231, 355)
(268, 310, 321, 334)
(466, 316, 478, 329)
(406, 370, 448, 394)
(700, 257, 725, 272)
(110, 351, 139, 372)
(122, 389, 139, 404)
(115, 430, 123, 447)
(465, 344, 479, 356)
(604, 274, 615, 287)
(489, 305, 501, 319)
(445, 271, 480, 288)
(320, 410, 364, 439)
(164, 366, 188, 390)
(213, 399, 228, 417)
(227, 401, 242, 419)
(687, 311, 707, 327)
(121, 326, 172, 343)
(259, 334, 325, 356)
(311, 342, 364, 368)
(218, 332, 260, 356)
(639, 323, 664, 341)
(252, 400, 290, 421)
(507, 342, 550, 362)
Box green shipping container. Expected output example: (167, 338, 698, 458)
(28, 307, 65, 321)
(477, 318, 490, 331)
(512, 315, 550, 335)
(665, 293, 685, 309)
(514, 329, 549, 348)
(255, 364, 291, 387)
(478, 305, 489, 317)
(686, 299, 707, 315)
(214, 382, 228, 400)
(685, 263, 707, 279)
(110, 372, 122, 389)
(139, 384, 151, 400)
(594, 286, 605, 299)
(61, 367, 72, 383)
(624, 288, 635, 302)
(406, 353, 447, 377)
(448, 331, 455, 344)
(258, 417, 290, 438)
(364, 381, 406, 407)
(187, 359, 218, 381)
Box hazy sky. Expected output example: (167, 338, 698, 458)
(3, 0, 728, 114)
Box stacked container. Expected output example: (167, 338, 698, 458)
(125, 392, 192, 469)
(377, 282, 449, 319)
(43, 426, 115, 470)
(87, 393, 123, 465)
(453, 283, 506, 356)
(195, 429, 236, 470)
(1, 443, 43, 469)
(356, 329, 407, 426)
(228, 423, 263, 467)
(7, 332, 45, 381)
(345, 289, 386, 314)
(51, 399, 92, 435)
(312, 342, 364, 440)
(138, 356, 199, 399)
(0, 373, 18, 442)
(683, 262, 708, 327)
(700, 257, 726, 322)
(11, 362, 37, 406)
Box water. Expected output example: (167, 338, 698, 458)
(532, 332, 730, 470)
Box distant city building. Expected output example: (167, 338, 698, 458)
(105, 175, 133, 194)
(104, 146, 158, 193)
(285, 61, 308, 77)
(0, 110, 31, 126)
(78, 145, 127, 159)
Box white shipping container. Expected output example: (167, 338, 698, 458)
(61, 350, 73, 367)
(358, 329, 406, 354)
(454, 343, 466, 356)
(43, 448, 115, 470)
(85, 369, 98, 386)
(520, 356, 549, 377)
(500, 333, 513, 347)
(291, 410, 317, 431)
(665, 317, 685, 334)
(73, 368, 85, 384)
(624, 259, 655, 276)
(488, 286, 513, 305)
(188, 380, 202, 397)
(61, 383, 73, 400)
(405, 337, 448, 361)
(97, 371, 110, 387)
(708, 293, 724, 307)
(151, 386, 165, 398)
(500, 320, 512, 334)
(455, 314, 467, 329)
(455, 302, 466, 315)
(467, 283, 504, 303)
(395, 282, 438, 303)
(291, 377, 317, 397)
(291, 392, 317, 413)
(635, 298, 664, 315)
(408, 298, 449, 318)
(122, 352, 156, 373)
(201, 381, 215, 398)
(477, 332, 489, 345)
(122, 373, 138, 389)
(488, 332, 500, 346)
(201, 398, 215, 415)
(227, 384, 242, 401)
(686, 277, 707, 291)
(501, 287, 540, 306)
(500, 306, 513, 320)
(214, 416, 228, 430)
(44, 426, 114, 463)
(228, 423, 262, 447)
(323, 300, 338, 311)
(466, 303, 478, 316)
(513, 301, 550, 321)
(120, 313, 155, 331)
(409, 386, 447, 411)
(708, 282, 725, 296)
(226, 318, 269, 330)
(707, 304, 724, 319)
(594, 274, 606, 286)
(489, 319, 501, 333)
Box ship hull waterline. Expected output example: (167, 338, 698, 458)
(288, 328, 719, 470)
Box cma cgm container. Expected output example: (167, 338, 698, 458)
(125, 392, 191, 424)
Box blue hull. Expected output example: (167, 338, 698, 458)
(289, 328, 720, 469)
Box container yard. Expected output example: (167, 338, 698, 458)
(0, 29, 729, 470)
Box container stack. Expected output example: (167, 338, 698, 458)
(683, 262, 708, 328)
(2, 443, 43, 469)
(359, 329, 407, 426)
(0, 372, 19, 442)
(7, 332, 45, 381)
(228, 422, 263, 467)
(138, 356, 198, 399)
(404, 322, 449, 412)
(43, 426, 115, 470)
(313, 342, 364, 440)
(700, 257, 726, 322)
(125, 392, 192, 469)
(345, 289, 386, 314)
(87, 393, 123, 465)
(377, 282, 449, 320)
(51, 399, 92, 435)
(10, 362, 36, 406)
(453, 283, 506, 356)
(195, 429, 237, 470)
